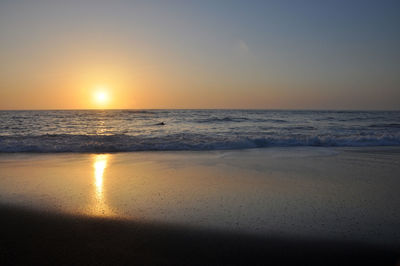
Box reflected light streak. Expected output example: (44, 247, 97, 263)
(91, 154, 114, 216)
(94, 154, 107, 195)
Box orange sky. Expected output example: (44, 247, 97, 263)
(0, 1, 399, 110)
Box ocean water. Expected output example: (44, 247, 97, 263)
(0, 110, 399, 152)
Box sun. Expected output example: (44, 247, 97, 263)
(93, 89, 110, 106)
(95, 92, 108, 103)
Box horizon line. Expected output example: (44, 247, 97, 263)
(0, 108, 399, 112)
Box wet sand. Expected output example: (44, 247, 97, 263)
(0, 204, 398, 266)
(0, 147, 400, 264)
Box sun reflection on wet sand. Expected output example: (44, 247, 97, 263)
(94, 154, 107, 195)
(91, 154, 114, 216)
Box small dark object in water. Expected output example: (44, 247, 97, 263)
(156, 122, 165, 125)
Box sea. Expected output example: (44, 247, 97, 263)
(0, 110, 399, 153)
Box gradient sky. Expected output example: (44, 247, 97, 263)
(0, 0, 399, 110)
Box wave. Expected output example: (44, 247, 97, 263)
(1, 134, 399, 153)
(368, 123, 400, 128)
(194, 116, 250, 123)
(193, 117, 287, 123)
(121, 110, 158, 114)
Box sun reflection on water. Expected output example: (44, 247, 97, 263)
(91, 154, 114, 216)
(94, 154, 107, 195)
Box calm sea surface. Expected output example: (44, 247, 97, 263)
(0, 110, 399, 152)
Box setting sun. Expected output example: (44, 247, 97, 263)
(93, 89, 110, 107)
(1, 1, 400, 265)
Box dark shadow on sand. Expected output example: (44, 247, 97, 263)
(0, 204, 398, 266)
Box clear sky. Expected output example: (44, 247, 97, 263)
(0, 0, 399, 110)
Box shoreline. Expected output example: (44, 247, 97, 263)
(1, 144, 400, 154)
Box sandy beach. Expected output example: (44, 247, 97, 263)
(0, 147, 399, 265)
(1, 203, 398, 265)
(2, 0, 400, 264)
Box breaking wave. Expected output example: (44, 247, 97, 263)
(1, 133, 399, 153)
(1, 110, 399, 153)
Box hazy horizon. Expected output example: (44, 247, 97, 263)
(1, 0, 399, 110)
(1, 107, 400, 111)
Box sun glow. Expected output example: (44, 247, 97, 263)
(93, 88, 110, 107)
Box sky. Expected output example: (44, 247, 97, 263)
(0, 0, 399, 110)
